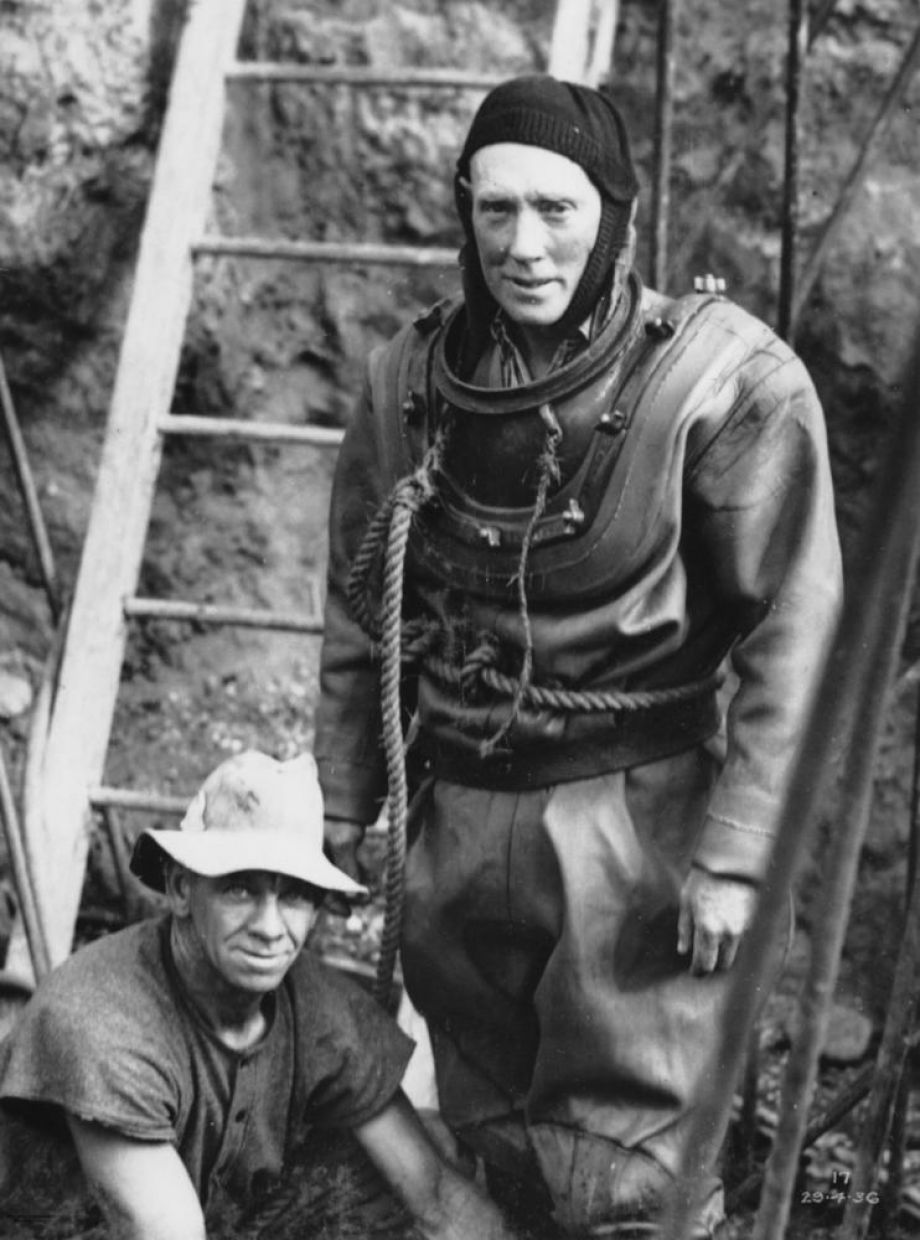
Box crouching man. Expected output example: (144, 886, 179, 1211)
(0, 751, 514, 1240)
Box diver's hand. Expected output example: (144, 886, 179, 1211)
(677, 866, 758, 974)
(324, 818, 369, 914)
(324, 817, 366, 882)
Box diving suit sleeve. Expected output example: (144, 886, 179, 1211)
(686, 337, 843, 882)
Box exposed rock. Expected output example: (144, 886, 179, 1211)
(776, 996, 875, 1065)
(0, 670, 32, 721)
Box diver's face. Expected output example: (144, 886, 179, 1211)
(469, 142, 602, 329)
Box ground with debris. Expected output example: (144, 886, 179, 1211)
(2, 0, 920, 1235)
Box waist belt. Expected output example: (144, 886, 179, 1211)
(414, 687, 722, 792)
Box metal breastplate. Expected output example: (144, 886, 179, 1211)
(406, 274, 658, 598)
(387, 279, 720, 605)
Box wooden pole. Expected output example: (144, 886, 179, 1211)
(659, 329, 920, 1239)
(5, 0, 250, 974)
(549, 0, 618, 86)
(752, 690, 877, 1239)
(791, 21, 920, 332)
(777, 0, 807, 342)
(839, 841, 920, 1237)
(650, 0, 679, 291)
(0, 745, 51, 983)
(838, 672, 920, 1238)
(0, 353, 61, 623)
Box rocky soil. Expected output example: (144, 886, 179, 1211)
(2, 0, 920, 1235)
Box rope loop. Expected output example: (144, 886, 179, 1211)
(459, 638, 499, 698)
(346, 429, 448, 644)
(363, 427, 448, 1005)
(480, 409, 562, 756)
(423, 652, 722, 718)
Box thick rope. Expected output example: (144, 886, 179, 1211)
(355, 418, 719, 1000)
(423, 652, 722, 714)
(480, 404, 562, 757)
(346, 493, 397, 643)
(374, 501, 414, 1004)
(367, 434, 447, 1005)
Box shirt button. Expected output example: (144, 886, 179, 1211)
(235, 1109, 247, 1123)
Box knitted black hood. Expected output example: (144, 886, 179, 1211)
(454, 74, 639, 354)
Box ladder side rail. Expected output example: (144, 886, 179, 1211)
(7, 0, 251, 976)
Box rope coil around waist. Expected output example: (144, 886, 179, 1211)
(421, 652, 722, 716)
(345, 423, 719, 1002)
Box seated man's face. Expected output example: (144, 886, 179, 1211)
(177, 869, 322, 995)
(469, 142, 601, 330)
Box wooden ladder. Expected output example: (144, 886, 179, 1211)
(4, 0, 504, 983)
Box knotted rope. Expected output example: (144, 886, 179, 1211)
(348, 434, 447, 1005)
(480, 403, 561, 756)
(347, 417, 721, 1002)
(423, 652, 722, 714)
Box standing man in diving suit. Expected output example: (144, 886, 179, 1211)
(314, 75, 842, 1238)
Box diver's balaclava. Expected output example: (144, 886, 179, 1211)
(455, 74, 640, 345)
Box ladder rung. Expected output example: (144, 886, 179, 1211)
(158, 414, 344, 447)
(92, 787, 187, 814)
(193, 236, 458, 267)
(124, 598, 324, 633)
(226, 63, 503, 89)
(318, 953, 380, 983)
(90, 787, 388, 838)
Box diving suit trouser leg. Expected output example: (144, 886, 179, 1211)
(401, 752, 784, 1232)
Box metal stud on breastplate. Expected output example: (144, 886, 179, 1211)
(477, 524, 502, 548)
(693, 272, 727, 294)
(401, 390, 426, 424)
(412, 301, 448, 335)
(597, 410, 627, 435)
(645, 316, 675, 340)
(562, 498, 586, 532)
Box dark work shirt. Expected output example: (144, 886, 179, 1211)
(0, 917, 413, 1206)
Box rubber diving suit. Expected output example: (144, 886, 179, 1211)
(315, 271, 842, 1233)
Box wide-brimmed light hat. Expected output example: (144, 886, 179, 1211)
(130, 750, 365, 897)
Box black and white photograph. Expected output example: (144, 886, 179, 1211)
(0, 2, 918, 1236)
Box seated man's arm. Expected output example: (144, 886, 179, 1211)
(66, 1115, 206, 1240)
(352, 1090, 515, 1240)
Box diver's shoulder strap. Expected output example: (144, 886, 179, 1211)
(367, 297, 461, 481)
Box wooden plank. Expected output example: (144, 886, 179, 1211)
(194, 235, 458, 266)
(159, 414, 344, 447)
(226, 63, 502, 88)
(0, 352, 61, 621)
(7, 0, 251, 974)
(549, 0, 619, 86)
